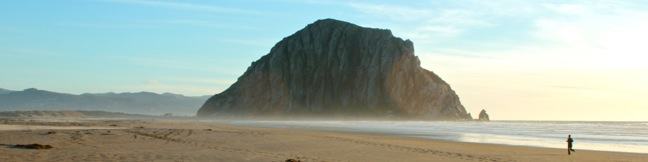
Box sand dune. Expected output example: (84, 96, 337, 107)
(0, 119, 646, 162)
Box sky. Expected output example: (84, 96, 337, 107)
(1, 0, 647, 121)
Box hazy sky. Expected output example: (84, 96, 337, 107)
(2, 0, 647, 121)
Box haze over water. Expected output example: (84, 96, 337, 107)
(228, 120, 648, 154)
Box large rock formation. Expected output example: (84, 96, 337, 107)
(198, 19, 471, 120)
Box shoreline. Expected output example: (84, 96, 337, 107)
(1, 118, 647, 162)
(225, 121, 648, 155)
(221, 119, 648, 154)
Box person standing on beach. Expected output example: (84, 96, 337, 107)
(567, 134, 575, 155)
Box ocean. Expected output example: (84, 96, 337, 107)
(226, 120, 648, 154)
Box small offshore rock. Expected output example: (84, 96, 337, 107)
(478, 109, 490, 121)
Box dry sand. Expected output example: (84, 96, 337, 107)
(0, 118, 646, 162)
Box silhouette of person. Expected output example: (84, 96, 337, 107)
(567, 134, 575, 155)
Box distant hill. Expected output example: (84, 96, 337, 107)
(0, 110, 152, 118)
(0, 88, 14, 95)
(0, 88, 210, 116)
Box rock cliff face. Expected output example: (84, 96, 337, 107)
(198, 19, 471, 120)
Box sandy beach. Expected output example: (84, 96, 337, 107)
(0, 118, 646, 162)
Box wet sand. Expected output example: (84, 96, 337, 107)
(0, 118, 646, 162)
